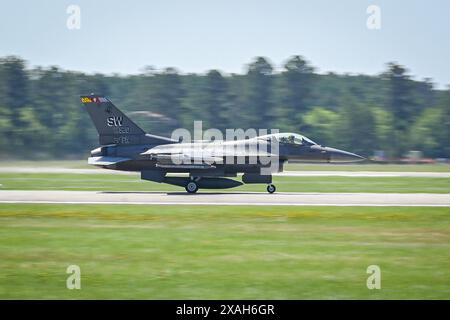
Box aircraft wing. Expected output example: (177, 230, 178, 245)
(141, 148, 224, 169)
(141, 145, 278, 167)
(151, 153, 223, 163)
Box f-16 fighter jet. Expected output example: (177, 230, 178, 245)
(81, 95, 364, 193)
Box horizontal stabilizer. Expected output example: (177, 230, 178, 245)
(88, 156, 131, 166)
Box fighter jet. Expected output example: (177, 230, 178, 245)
(81, 94, 364, 193)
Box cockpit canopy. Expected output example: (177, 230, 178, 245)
(258, 133, 317, 146)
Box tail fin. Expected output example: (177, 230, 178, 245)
(81, 94, 145, 145)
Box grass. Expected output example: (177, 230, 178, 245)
(0, 204, 448, 299)
(0, 172, 449, 193)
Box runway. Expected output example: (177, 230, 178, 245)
(0, 190, 449, 206)
(0, 167, 449, 177)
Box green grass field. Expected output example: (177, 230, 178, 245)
(0, 162, 448, 299)
(0, 204, 448, 299)
(0, 172, 449, 193)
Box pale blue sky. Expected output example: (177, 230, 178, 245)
(1, 0, 449, 88)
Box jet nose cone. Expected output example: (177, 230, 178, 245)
(324, 147, 365, 163)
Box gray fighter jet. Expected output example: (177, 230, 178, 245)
(81, 94, 364, 193)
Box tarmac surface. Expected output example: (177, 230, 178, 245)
(0, 190, 449, 206)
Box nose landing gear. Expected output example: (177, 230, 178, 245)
(267, 184, 276, 194)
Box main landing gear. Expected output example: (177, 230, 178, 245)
(267, 184, 276, 194)
(185, 181, 199, 194)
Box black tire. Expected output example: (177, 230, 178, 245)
(267, 184, 276, 194)
(185, 181, 199, 194)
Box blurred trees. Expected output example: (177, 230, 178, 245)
(244, 57, 274, 129)
(0, 56, 29, 152)
(384, 63, 417, 156)
(0, 55, 448, 159)
(181, 70, 231, 131)
(279, 55, 315, 131)
(409, 107, 443, 157)
(302, 107, 338, 146)
(152, 67, 185, 123)
(334, 95, 376, 156)
(203, 70, 229, 131)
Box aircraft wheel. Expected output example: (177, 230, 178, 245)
(267, 184, 276, 194)
(185, 181, 199, 194)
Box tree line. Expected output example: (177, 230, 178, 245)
(0, 55, 448, 159)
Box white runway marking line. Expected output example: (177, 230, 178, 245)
(0, 191, 449, 207)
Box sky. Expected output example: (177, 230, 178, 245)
(1, 0, 449, 88)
